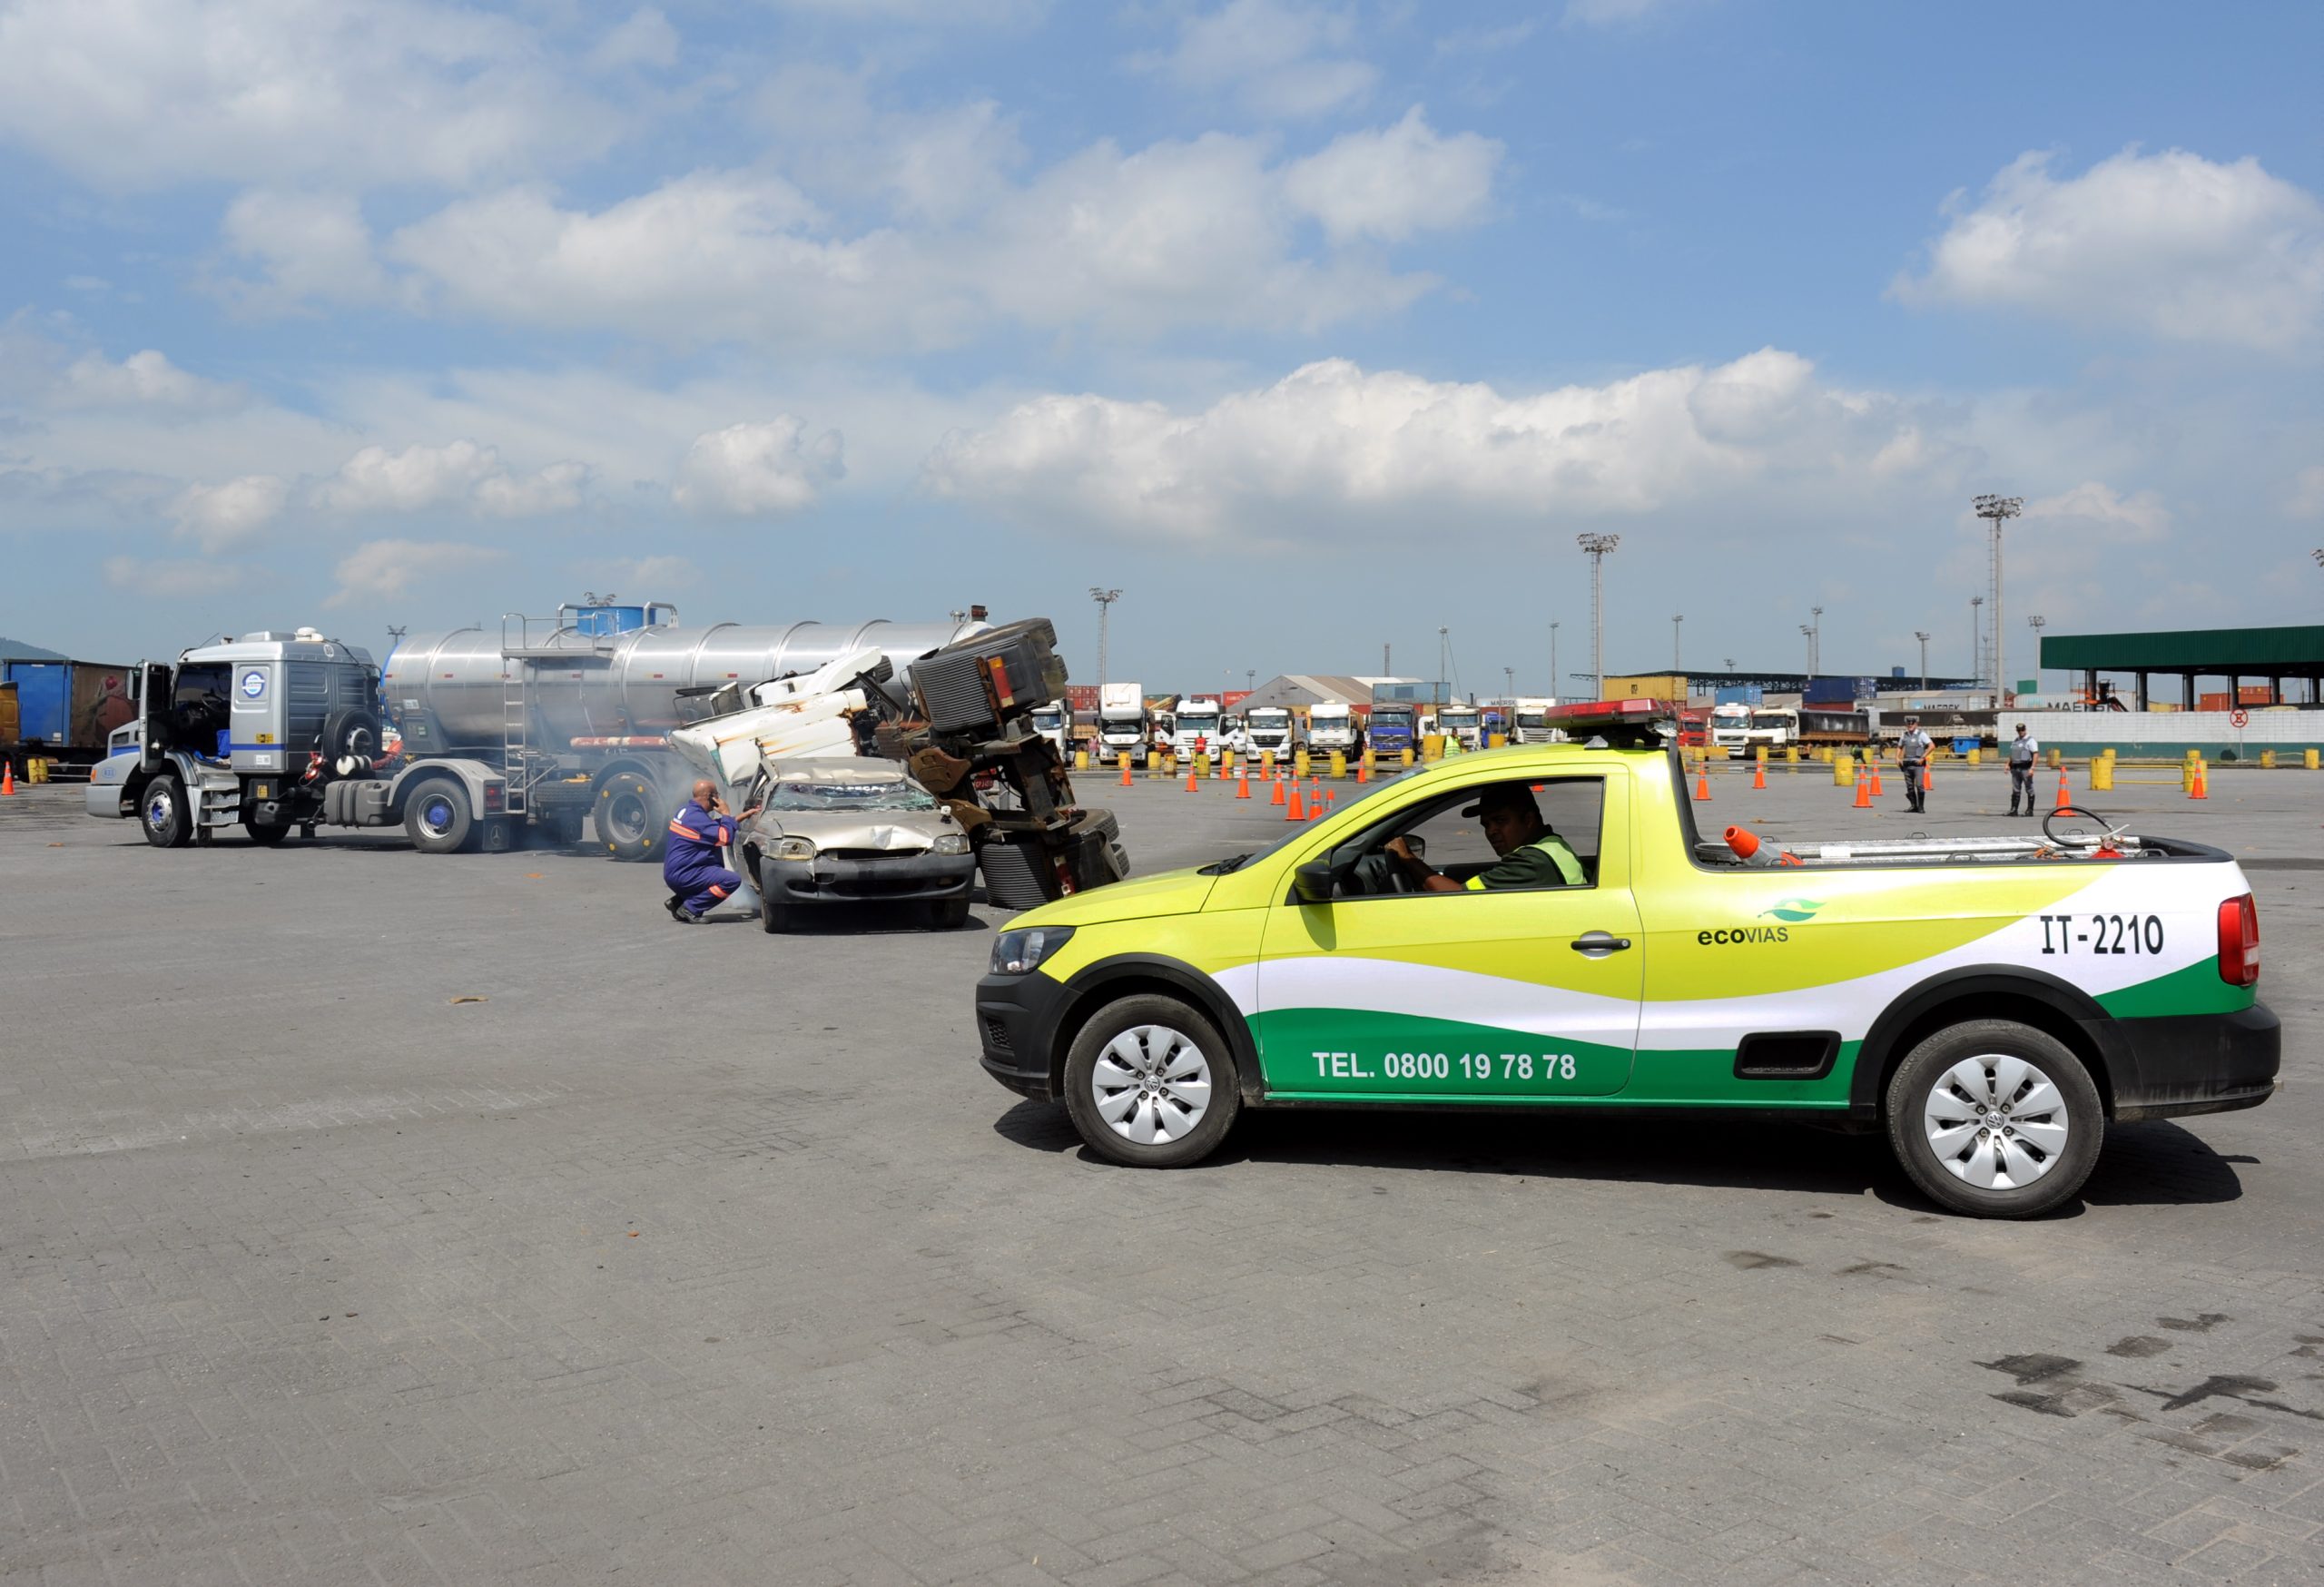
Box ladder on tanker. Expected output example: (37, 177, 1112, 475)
(501, 666, 531, 816)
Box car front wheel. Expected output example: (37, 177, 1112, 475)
(1885, 1019, 2102, 1218)
(1063, 994, 1240, 1168)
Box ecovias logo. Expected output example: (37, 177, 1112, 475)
(1759, 898, 1826, 922)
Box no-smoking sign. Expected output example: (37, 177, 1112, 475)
(2230, 708, 2250, 728)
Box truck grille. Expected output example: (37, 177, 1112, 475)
(981, 1017, 1013, 1053)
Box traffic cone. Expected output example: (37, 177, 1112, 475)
(1236, 767, 1251, 799)
(1693, 769, 1711, 801)
(1355, 760, 1369, 784)
(1853, 773, 1872, 809)
(1184, 766, 1198, 793)
(1870, 766, 1884, 797)
(1751, 761, 1767, 791)
(2054, 768, 2071, 810)
(1922, 765, 1933, 793)
(1271, 776, 1285, 806)
(1119, 759, 1132, 787)
(1286, 784, 1305, 821)
(1, 762, 13, 796)
(2191, 763, 2208, 801)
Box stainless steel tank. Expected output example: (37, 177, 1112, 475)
(383, 617, 988, 750)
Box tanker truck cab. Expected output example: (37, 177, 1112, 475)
(974, 700, 2278, 1218)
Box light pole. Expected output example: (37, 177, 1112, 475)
(1800, 625, 1815, 676)
(1671, 614, 1683, 674)
(1088, 586, 1121, 690)
(1974, 493, 2024, 704)
(1914, 630, 1930, 695)
(2027, 615, 2046, 699)
(1576, 534, 1620, 701)
(1809, 605, 1823, 676)
(1437, 626, 1450, 707)
(1503, 665, 1514, 705)
(1970, 595, 1984, 694)
(1549, 622, 1560, 704)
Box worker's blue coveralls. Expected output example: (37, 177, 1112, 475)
(664, 800, 741, 915)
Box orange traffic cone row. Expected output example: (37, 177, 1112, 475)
(2054, 768, 2071, 809)
(1751, 761, 1767, 790)
(1693, 769, 1711, 801)
(1236, 767, 1251, 799)
(1270, 775, 1285, 806)
(1285, 784, 1305, 821)
(1853, 773, 1873, 809)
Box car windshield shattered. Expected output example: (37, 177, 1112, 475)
(767, 778, 938, 813)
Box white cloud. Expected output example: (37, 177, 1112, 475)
(219, 190, 397, 309)
(312, 440, 588, 518)
(587, 7, 678, 73)
(341, 113, 1491, 348)
(102, 554, 247, 596)
(2022, 480, 2171, 541)
(0, 0, 616, 191)
(2287, 465, 2324, 520)
(1139, 0, 1377, 120)
(168, 474, 289, 550)
(58, 349, 241, 410)
(1893, 147, 2324, 350)
(1284, 107, 1501, 243)
(671, 419, 844, 517)
(325, 537, 503, 607)
(580, 554, 699, 591)
(922, 348, 1950, 539)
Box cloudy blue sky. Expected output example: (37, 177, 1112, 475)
(2, 0, 2318, 694)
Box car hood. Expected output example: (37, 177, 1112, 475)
(1015, 866, 1216, 928)
(749, 808, 954, 850)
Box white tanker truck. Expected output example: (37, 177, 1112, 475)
(88, 599, 988, 861)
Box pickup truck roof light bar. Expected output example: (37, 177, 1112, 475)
(1539, 697, 1677, 749)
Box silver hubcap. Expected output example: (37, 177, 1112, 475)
(148, 789, 173, 826)
(1091, 1025, 1212, 1145)
(1924, 1054, 2070, 1190)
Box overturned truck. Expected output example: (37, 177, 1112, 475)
(671, 618, 1128, 909)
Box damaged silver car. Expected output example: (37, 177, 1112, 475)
(738, 757, 979, 932)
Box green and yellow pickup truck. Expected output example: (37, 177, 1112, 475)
(973, 705, 2276, 1217)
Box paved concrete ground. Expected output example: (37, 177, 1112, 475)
(2, 755, 2319, 1585)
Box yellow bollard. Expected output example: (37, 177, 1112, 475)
(2308, 748, 2321, 771)
(1360, 748, 1374, 777)
(2261, 750, 2276, 770)
(2089, 758, 2114, 792)
(1422, 733, 1445, 762)
(1966, 746, 1981, 765)
(1487, 732, 1507, 749)
(1400, 747, 1414, 769)
(1785, 746, 1798, 764)
(1193, 753, 1210, 779)
(1294, 749, 1310, 781)
(1834, 755, 1855, 787)
(1261, 749, 1275, 776)
(1076, 747, 1089, 771)
(1329, 750, 1347, 779)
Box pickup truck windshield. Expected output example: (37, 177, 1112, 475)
(769, 780, 937, 813)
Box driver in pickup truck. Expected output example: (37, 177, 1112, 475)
(1384, 783, 1586, 892)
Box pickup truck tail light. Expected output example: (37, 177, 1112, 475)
(2216, 893, 2259, 986)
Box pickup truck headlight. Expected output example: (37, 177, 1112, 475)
(990, 926, 1073, 976)
(774, 835, 817, 861)
(932, 833, 970, 855)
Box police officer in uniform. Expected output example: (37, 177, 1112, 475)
(1895, 715, 1933, 815)
(2006, 723, 2041, 817)
(1385, 783, 1586, 892)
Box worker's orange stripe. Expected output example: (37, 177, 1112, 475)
(706, 885, 728, 899)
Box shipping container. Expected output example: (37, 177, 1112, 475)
(0, 681, 17, 754)
(1713, 684, 1763, 706)
(1604, 674, 1686, 702)
(1, 658, 137, 761)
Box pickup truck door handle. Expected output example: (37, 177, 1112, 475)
(1570, 932, 1633, 957)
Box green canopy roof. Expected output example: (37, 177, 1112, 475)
(2041, 626, 2324, 675)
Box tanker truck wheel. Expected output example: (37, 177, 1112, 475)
(140, 774, 192, 848)
(403, 777, 475, 854)
(595, 771, 666, 862)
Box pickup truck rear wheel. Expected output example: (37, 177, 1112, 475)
(1885, 1020, 2102, 1218)
(1064, 994, 1239, 1169)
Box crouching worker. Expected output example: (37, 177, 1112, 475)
(664, 780, 760, 923)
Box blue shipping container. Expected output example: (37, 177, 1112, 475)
(4, 661, 68, 744)
(1714, 685, 1762, 706)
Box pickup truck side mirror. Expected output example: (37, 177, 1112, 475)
(1293, 859, 1334, 905)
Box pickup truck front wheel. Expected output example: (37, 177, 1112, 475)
(1885, 1020, 2102, 1218)
(1064, 995, 1240, 1169)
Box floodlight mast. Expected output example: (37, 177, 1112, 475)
(1974, 493, 2024, 704)
(1671, 614, 1683, 673)
(1549, 622, 1560, 705)
(1088, 586, 1121, 690)
(1576, 534, 1620, 701)
(1914, 630, 1930, 694)
(1970, 595, 1984, 695)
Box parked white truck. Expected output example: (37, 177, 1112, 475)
(1306, 701, 1356, 757)
(1098, 684, 1151, 768)
(1244, 705, 1297, 761)
(1171, 695, 1226, 760)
